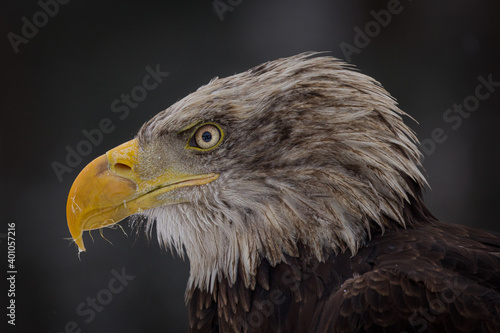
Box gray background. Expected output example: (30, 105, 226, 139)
(2, 0, 500, 332)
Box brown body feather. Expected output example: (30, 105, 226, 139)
(188, 216, 500, 332)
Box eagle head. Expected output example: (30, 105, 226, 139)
(67, 53, 429, 292)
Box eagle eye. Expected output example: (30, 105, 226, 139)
(188, 123, 223, 150)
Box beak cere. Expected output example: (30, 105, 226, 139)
(66, 138, 219, 252)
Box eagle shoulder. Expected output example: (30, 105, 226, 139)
(188, 222, 500, 332)
(319, 222, 500, 332)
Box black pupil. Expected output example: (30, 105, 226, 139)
(202, 131, 212, 142)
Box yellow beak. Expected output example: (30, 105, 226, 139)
(66, 139, 218, 252)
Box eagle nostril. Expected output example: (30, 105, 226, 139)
(113, 162, 133, 177)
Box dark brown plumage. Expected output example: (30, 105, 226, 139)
(187, 183, 500, 332)
(67, 53, 500, 332)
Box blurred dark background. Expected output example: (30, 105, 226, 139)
(2, 1, 499, 332)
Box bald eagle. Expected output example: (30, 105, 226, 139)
(67, 53, 500, 332)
